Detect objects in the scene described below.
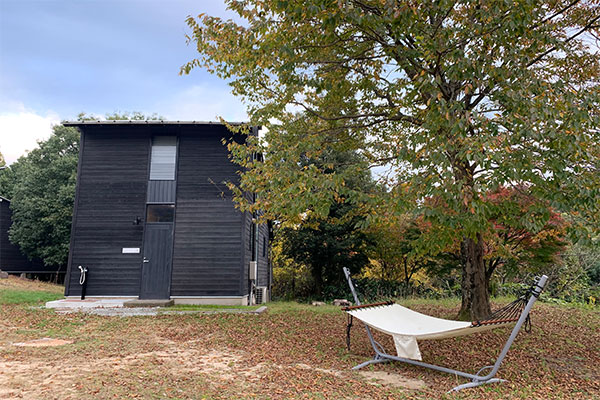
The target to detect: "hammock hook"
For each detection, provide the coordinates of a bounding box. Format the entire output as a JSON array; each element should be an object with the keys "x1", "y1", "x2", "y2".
[{"x1": 346, "y1": 314, "x2": 353, "y2": 351}]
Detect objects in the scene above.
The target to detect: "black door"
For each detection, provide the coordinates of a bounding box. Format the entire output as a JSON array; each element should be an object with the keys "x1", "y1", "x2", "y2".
[{"x1": 140, "y1": 223, "x2": 173, "y2": 299}]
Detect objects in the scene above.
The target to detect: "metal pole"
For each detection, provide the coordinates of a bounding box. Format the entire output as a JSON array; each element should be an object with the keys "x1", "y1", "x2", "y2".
[
  {"x1": 469, "y1": 274, "x2": 548, "y2": 382},
  {"x1": 343, "y1": 267, "x2": 361, "y2": 306},
  {"x1": 343, "y1": 267, "x2": 387, "y2": 358}
]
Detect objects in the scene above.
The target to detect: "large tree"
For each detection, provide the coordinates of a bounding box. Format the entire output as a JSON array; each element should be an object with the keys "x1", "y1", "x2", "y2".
[
  {"x1": 183, "y1": 1, "x2": 600, "y2": 319},
  {"x1": 9, "y1": 125, "x2": 80, "y2": 267},
  {"x1": 278, "y1": 148, "x2": 375, "y2": 296}
]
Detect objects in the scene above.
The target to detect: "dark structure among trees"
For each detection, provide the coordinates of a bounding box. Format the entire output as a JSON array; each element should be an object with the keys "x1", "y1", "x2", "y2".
[
  {"x1": 0, "y1": 196, "x2": 49, "y2": 275},
  {"x1": 63, "y1": 121, "x2": 271, "y2": 305}
]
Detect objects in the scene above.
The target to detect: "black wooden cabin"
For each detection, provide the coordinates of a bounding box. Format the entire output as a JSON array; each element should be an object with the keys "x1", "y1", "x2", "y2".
[
  {"x1": 63, "y1": 121, "x2": 270, "y2": 305},
  {"x1": 0, "y1": 196, "x2": 49, "y2": 275}
]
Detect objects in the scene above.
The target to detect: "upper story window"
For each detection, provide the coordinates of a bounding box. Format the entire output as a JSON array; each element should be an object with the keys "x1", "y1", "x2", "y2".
[{"x1": 149, "y1": 136, "x2": 177, "y2": 180}]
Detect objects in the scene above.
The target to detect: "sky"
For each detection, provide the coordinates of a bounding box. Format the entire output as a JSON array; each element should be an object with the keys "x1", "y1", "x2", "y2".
[{"x1": 0, "y1": 0, "x2": 246, "y2": 165}]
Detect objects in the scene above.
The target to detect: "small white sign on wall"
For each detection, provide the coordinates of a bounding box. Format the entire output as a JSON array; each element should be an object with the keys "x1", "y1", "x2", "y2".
[{"x1": 122, "y1": 247, "x2": 140, "y2": 254}]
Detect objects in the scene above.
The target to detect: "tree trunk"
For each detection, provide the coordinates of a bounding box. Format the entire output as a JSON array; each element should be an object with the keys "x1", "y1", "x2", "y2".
[
  {"x1": 458, "y1": 233, "x2": 491, "y2": 321},
  {"x1": 312, "y1": 264, "x2": 323, "y2": 297}
]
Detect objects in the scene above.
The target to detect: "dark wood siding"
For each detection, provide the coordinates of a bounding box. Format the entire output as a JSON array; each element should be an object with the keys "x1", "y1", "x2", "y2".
[
  {"x1": 242, "y1": 210, "x2": 253, "y2": 296},
  {"x1": 170, "y1": 126, "x2": 245, "y2": 296},
  {"x1": 66, "y1": 127, "x2": 150, "y2": 296},
  {"x1": 243, "y1": 216, "x2": 270, "y2": 292},
  {"x1": 147, "y1": 180, "x2": 176, "y2": 203},
  {"x1": 256, "y1": 222, "x2": 270, "y2": 287},
  {"x1": 0, "y1": 199, "x2": 47, "y2": 273}
]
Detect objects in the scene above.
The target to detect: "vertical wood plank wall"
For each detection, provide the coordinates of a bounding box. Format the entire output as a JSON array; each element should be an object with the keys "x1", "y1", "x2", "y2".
[
  {"x1": 257, "y1": 223, "x2": 270, "y2": 287},
  {"x1": 170, "y1": 126, "x2": 245, "y2": 297},
  {"x1": 66, "y1": 127, "x2": 150, "y2": 296}
]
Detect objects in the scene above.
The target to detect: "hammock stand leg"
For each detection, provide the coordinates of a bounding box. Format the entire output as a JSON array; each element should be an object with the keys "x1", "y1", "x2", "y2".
[
  {"x1": 352, "y1": 352, "x2": 391, "y2": 370},
  {"x1": 342, "y1": 267, "x2": 547, "y2": 392}
]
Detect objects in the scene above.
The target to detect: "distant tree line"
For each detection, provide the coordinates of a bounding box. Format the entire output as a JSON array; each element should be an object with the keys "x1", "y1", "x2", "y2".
[{"x1": 271, "y1": 148, "x2": 599, "y2": 307}]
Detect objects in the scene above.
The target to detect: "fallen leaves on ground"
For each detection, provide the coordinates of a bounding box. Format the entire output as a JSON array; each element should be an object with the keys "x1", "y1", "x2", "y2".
[{"x1": 0, "y1": 277, "x2": 598, "y2": 399}]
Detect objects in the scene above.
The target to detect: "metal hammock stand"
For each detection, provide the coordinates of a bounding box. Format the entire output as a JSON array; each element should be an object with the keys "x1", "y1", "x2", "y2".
[{"x1": 342, "y1": 267, "x2": 548, "y2": 392}]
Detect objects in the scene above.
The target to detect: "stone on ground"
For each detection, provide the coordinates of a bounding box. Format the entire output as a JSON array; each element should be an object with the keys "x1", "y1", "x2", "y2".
[{"x1": 333, "y1": 299, "x2": 352, "y2": 306}]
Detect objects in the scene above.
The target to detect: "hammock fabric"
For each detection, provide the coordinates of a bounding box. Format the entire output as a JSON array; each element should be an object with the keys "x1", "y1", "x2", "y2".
[{"x1": 344, "y1": 290, "x2": 532, "y2": 360}]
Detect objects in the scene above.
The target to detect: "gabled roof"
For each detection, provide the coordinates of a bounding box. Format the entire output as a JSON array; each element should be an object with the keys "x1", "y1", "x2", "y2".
[{"x1": 0, "y1": 195, "x2": 9, "y2": 202}]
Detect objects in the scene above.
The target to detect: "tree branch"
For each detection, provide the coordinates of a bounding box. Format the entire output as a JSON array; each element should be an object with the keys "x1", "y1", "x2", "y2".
[
  {"x1": 527, "y1": 13, "x2": 600, "y2": 67},
  {"x1": 531, "y1": 0, "x2": 585, "y2": 30}
]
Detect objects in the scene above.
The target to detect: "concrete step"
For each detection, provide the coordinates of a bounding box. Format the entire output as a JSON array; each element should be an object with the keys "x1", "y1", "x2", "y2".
[
  {"x1": 46, "y1": 298, "x2": 127, "y2": 309},
  {"x1": 123, "y1": 299, "x2": 174, "y2": 308}
]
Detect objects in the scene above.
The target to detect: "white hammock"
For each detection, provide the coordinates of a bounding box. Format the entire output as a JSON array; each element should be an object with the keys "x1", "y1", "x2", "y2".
[
  {"x1": 347, "y1": 303, "x2": 514, "y2": 360},
  {"x1": 342, "y1": 267, "x2": 548, "y2": 392}
]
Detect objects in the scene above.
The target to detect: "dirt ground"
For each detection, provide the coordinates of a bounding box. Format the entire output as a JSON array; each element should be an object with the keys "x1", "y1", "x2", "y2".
[{"x1": 0, "y1": 276, "x2": 598, "y2": 399}]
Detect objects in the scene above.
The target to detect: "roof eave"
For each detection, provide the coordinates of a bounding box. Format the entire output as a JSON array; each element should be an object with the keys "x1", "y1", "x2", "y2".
[{"x1": 62, "y1": 120, "x2": 256, "y2": 127}]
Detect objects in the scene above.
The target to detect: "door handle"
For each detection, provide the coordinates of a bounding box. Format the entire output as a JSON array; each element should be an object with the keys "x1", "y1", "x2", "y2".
[{"x1": 143, "y1": 257, "x2": 150, "y2": 263}]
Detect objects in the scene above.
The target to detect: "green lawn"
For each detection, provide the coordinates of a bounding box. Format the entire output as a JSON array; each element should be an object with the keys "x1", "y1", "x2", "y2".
[
  {"x1": 167, "y1": 304, "x2": 263, "y2": 311},
  {"x1": 0, "y1": 288, "x2": 63, "y2": 305}
]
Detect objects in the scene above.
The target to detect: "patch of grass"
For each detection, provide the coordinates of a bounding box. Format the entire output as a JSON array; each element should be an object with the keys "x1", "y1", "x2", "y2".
[
  {"x1": 265, "y1": 298, "x2": 525, "y2": 317},
  {"x1": 167, "y1": 304, "x2": 262, "y2": 311},
  {"x1": 400, "y1": 296, "x2": 462, "y2": 308},
  {"x1": 400, "y1": 295, "x2": 520, "y2": 308},
  {"x1": 0, "y1": 288, "x2": 63, "y2": 305},
  {"x1": 266, "y1": 301, "x2": 342, "y2": 314},
  {"x1": 541, "y1": 297, "x2": 599, "y2": 311}
]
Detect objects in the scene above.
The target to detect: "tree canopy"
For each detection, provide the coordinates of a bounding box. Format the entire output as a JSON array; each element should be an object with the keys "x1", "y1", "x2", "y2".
[
  {"x1": 362, "y1": 213, "x2": 434, "y2": 288},
  {"x1": 77, "y1": 111, "x2": 164, "y2": 121},
  {"x1": 9, "y1": 125, "x2": 80, "y2": 267},
  {"x1": 183, "y1": 0, "x2": 600, "y2": 319},
  {"x1": 277, "y1": 148, "x2": 375, "y2": 296}
]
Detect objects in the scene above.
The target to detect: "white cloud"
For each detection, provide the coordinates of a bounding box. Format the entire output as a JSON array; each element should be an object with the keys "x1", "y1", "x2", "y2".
[{"x1": 0, "y1": 102, "x2": 60, "y2": 165}]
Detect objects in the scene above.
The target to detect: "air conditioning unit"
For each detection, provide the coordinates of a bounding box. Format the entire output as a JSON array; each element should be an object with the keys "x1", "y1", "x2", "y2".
[
  {"x1": 253, "y1": 286, "x2": 268, "y2": 304},
  {"x1": 249, "y1": 261, "x2": 257, "y2": 281}
]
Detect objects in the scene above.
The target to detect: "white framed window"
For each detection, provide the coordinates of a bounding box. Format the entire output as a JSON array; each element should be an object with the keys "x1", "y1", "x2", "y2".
[{"x1": 149, "y1": 136, "x2": 177, "y2": 180}]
